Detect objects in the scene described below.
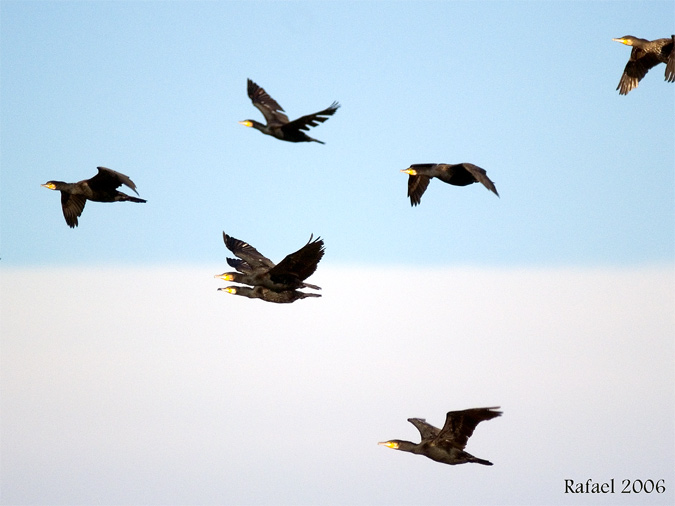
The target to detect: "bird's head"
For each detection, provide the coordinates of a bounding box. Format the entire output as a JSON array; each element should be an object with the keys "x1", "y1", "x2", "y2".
[
  {"x1": 378, "y1": 440, "x2": 402, "y2": 450},
  {"x1": 214, "y1": 272, "x2": 237, "y2": 281},
  {"x1": 238, "y1": 120, "x2": 254, "y2": 128},
  {"x1": 218, "y1": 286, "x2": 238, "y2": 295},
  {"x1": 41, "y1": 181, "x2": 58, "y2": 190},
  {"x1": 612, "y1": 36, "x2": 636, "y2": 46},
  {"x1": 401, "y1": 167, "x2": 418, "y2": 176}
]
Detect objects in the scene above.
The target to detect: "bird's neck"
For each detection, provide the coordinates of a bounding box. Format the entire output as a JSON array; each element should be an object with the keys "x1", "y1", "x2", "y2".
[
  {"x1": 239, "y1": 286, "x2": 264, "y2": 299},
  {"x1": 249, "y1": 120, "x2": 268, "y2": 132},
  {"x1": 631, "y1": 37, "x2": 651, "y2": 48},
  {"x1": 396, "y1": 440, "x2": 425, "y2": 454},
  {"x1": 53, "y1": 181, "x2": 75, "y2": 192}
]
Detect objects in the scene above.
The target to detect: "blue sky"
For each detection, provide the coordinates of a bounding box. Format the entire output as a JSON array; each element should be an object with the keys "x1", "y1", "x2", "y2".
[
  {"x1": 1, "y1": 1, "x2": 674, "y2": 505},
  {"x1": 1, "y1": 0, "x2": 673, "y2": 267}
]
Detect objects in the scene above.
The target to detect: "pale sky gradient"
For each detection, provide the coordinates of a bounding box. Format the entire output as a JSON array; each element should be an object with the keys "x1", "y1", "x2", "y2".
[
  {"x1": 2, "y1": 266, "x2": 674, "y2": 504},
  {"x1": 1, "y1": 1, "x2": 674, "y2": 505}
]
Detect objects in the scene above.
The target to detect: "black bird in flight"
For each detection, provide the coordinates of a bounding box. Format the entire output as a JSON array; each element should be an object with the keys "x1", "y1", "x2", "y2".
[
  {"x1": 41, "y1": 166, "x2": 146, "y2": 228},
  {"x1": 613, "y1": 35, "x2": 675, "y2": 94},
  {"x1": 379, "y1": 407, "x2": 502, "y2": 466},
  {"x1": 401, "y1": 163, "x2": 499, "y2": 206},
  {"x1": 239, "y1": 79, "x2": 339, "y2": 143},
  {"x1": 218, "y1": 285, "x2": 320, "y2": 304},
  {"x1": 215, "y1": 232, "x2": 324, "y2": 292}
]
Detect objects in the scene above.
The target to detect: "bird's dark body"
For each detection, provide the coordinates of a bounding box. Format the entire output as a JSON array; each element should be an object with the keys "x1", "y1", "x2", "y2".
[
  {"x1": 219, "y1": 285, "x2": 321, "y2": 304},
  {"x1": 407, "y1": 441, "x2": 493, "y2": 466},
  {"x1": 425, "y1": 165, "x2": 480, "y2": 187},
  {"x1": 59, "y1": 181, "x2": 136, "y2": 203},
  {"x1": 223, "y1": 269, "x2": 321, "y2": 292}
]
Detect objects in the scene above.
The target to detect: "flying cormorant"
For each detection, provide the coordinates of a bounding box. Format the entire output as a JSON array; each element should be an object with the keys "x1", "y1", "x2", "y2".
[
  {"x1": 379, "y1": 407, "x2": 502, "y2": 466},
  {"x1": 41, "y1": 166, "x2": 146, "y2": 228},
  {"x1": 613, "y1": 35, "x2": 675, "y2": 94},
  {"x1": 239, "y1": 79, "x2": 339, "y2": 143},
  {"x1": 401, "y1": 163, "x2": 499, "y2": 206}
]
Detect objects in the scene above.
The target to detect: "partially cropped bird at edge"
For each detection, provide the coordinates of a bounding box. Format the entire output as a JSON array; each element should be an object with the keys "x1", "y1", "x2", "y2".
[
  {"x1": 379, "y1": 407, "x2": 502, "y2": 466},
  {"x1": 613, "y1": 35, "x2": 675, "y2": 95},
  {"x1": 215, "y1": 232, "x2": 324, "y2": 303},
  {"x1": 41, "y1": 166, "x2": 146, "y2": 228},
  {"x1": 401, "y1": 163, "x2": 499, "y2": 206},
  {"x1": 239, "y1": 79, "x2": 339, "y2": 144}
]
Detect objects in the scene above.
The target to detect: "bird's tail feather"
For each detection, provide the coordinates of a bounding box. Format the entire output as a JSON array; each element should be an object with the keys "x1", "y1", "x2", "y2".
[
  {"x1": 125, "y1": 196, "x2": 147, "y2": 203},
  {"x1": 470, "y1": 456, "x2": 493, "y2": 466}
]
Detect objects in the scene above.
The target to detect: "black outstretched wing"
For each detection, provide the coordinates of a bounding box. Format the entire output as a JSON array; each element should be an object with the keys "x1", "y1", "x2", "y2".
[
  {"x1": 462, "y1": 163, "x2": 499, "y2": 196},
  {"x1": 223, "y1": 232, "x2": 275, "y2": 270},
  {"x1": 665, "y1": 35, "x2": 675, "y2": 82},
  {"x1": 61, "y1": 192, "x2": 87, "y2": 228},
  {"x1": 407, "y1": 418, "x2": 441, "y2": 442},
  {"x1": 247, "y1": 79, "x2": 290, "y2": 125},
  {"x1": 406, "y1": 174, "x2": 431, "y2": 206},
  {"x1": 617, "y1": 48, "x2": 663, "y2": 95},
  {"x1": 226, "y1": 257, "x2": 253, "y2": 274},
  {"x1": 268, "y1": 235, "x2": 324, "y2": 284},
  {"x1": 283, "y1": 102, "x2": 340, "y2": 133},
  {"x1": 88, "y1": 166, "x2": 140, "y2": 195},
  {"x1": 437, "y1": 407, "x2": 502, "y2": 450}
]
